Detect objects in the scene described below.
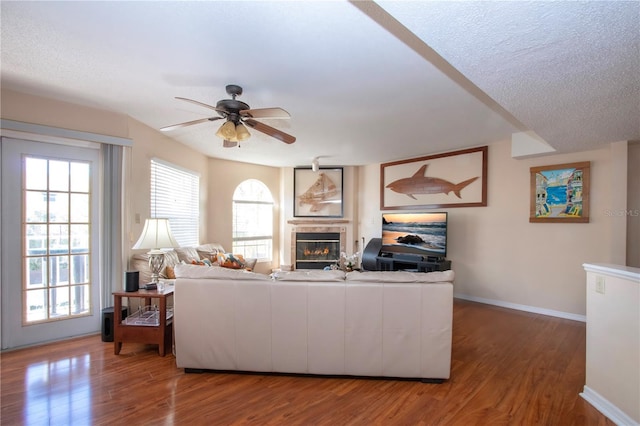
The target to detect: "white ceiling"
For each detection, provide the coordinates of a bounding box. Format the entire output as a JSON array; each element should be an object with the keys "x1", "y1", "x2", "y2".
[{"x1": 1, "y1": 1, "x2": 638, "y2": 168}]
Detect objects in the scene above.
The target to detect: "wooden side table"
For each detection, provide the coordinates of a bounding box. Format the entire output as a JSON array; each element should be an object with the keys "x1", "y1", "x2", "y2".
[{"x1": 113, "y1": 286, "x2": 174, "y2": 356}]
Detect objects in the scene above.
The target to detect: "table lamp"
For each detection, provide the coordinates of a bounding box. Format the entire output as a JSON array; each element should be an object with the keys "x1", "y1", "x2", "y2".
[{"x1": 132, "y1": 218, "x2": 180, "y2": 283}]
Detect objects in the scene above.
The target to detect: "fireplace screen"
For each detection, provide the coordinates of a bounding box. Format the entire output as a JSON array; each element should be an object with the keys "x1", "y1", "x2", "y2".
[{"x1": 295, "y1": 232, "x2": 341, "y2": 270}]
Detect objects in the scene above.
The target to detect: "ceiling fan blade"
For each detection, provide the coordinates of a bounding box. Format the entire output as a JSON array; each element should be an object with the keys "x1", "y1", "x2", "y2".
[
  {"x1": 244, "y1": 118, "x2": 296, "y2": 144},
  {"x1": 175, "y1": 96, "x2": 223, "y2": 113},
  {"x1": 160, "y1": 117, "x2": 221, "y2": 132},
  {"x1": 223, "y1": 140, "x2": 238, "y2": 148},
  {"x1": 240, "y1": 107, "x2": 291, "y2": 119}
]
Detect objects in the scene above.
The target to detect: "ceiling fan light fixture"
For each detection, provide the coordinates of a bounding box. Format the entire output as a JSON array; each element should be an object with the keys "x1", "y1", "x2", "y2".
[
  {"x1": 166, "y1": 85, "x2": 295, "y2": 145},
  {"x1": 235, "y1": 123, "x2": 251, "y2": 141},
  {"x1": 216, "y1": 120, "x2": 237, "y2": 140}
]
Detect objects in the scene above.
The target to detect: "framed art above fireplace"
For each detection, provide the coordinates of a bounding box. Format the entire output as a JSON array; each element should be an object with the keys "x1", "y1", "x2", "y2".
[{"x1": 294, "y1": 167, "x2": 343, "y2": 217}]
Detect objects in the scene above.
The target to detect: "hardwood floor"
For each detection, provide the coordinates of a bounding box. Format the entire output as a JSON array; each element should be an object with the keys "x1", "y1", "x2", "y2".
[{"x1": 1, "y1": 300, "x2": 614, "y2": 425}]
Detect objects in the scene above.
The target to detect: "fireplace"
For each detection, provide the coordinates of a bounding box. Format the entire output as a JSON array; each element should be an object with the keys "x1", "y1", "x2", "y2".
[
  {"x1": 296, "y1": 232, "x2": 340, "y2": 270},
  {"x1": 291, "y1": 226, "x2": 346, "y2": 270}
]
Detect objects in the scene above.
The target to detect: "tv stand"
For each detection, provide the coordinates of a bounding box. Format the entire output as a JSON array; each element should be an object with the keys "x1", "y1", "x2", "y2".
[
  {"x1": 376, "y1": 255, "x2": 451, "y2": 273},
  {"x1": 361, "y1": 238, "x2": 451, "y2": 272}
]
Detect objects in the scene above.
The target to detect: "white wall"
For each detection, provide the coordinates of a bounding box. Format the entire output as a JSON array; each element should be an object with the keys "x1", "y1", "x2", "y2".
[
  {"x1": 206, "y1": 157, "x2": 281, "y2": 274},
  {"x1": 1, "y1": 88, "x2": 130, "y2": 138},
  {"x1": 628, "y1": 141, "x2": 640, "y2": 267},
  {"x1": 582, "y1": 264, "x2": 640, "y2": 425},
  {"x1": 125, "y1": 119, "x2": 209, "y2": 267},
  {"x1": 358, "y1": 139, "x2": 622, "y2": 317}
]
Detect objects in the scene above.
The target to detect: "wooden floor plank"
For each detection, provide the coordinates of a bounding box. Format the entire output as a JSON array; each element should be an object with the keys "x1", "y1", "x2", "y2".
[{"x1": 1, "y1": 300, "x2": 615, "y2": 425}]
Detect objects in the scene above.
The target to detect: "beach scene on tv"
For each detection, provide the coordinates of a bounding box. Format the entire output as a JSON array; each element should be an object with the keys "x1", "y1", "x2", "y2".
[{"x1": 382, "y1": 212, "x2": 447, "y2": 256}]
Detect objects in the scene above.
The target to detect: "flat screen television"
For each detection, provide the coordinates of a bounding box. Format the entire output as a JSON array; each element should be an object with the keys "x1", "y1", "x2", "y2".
[{"x1": 381, "y1": 212, "x2": 448, "y2": 259}]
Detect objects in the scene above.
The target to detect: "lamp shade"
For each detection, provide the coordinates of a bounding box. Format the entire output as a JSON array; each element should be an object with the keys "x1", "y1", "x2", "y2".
[
  {"x1": 132, "y1": 218, "x2": 180, "y2": 252},
  {"x1": 235, "y1": 123, "x2": 251, "y2": 141},
  {"x1": 216, "y1": 121, "x2": 237, "y2": 140}
]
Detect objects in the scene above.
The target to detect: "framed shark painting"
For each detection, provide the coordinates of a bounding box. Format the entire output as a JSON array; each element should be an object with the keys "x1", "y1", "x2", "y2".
[
  {"x1": 294, "y1": 167, "x2": 344, "y2": 217},
  {"x1": 380, "y1": 146, "x2": 488, "y2": 210}
]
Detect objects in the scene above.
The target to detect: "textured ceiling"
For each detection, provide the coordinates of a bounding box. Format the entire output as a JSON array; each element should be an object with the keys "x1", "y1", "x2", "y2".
[
  {"x1": 1, "y1": 1, "x2": 638, "y2": 168},
  {"x1": 378, "y1": 0, "x2": 640, "y2": 154}
]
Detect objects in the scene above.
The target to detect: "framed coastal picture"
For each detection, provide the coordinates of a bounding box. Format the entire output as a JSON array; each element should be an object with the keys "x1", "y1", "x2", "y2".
[
  {"x1": 294, "y1": 167, "x2": 343, "y2": 217},
  {"x1": 380, "y1": 146, "x2": 488, "y2": 210},
  {"x1": 530, "y1": 161, "x2": 590, "y2": 223}
]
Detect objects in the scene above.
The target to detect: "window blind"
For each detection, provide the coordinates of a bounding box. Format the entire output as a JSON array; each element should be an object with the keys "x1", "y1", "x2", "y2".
[{"x1": 150, "y1": 159, "x2": 199, "y2": 247}]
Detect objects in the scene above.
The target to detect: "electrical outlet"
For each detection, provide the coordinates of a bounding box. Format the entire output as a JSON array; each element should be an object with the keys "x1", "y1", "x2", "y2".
[{"x1": 595, "y1": 276, "x2": 605, "y2": 294}]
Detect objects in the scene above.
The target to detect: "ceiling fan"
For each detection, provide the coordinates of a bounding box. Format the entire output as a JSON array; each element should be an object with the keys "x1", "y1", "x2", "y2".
[{"x1": 160, "y1": 84, "x2": 296, "y2": 148}]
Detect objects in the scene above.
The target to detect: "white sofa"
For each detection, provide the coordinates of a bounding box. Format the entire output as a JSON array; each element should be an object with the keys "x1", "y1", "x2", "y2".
[
  {"x1": 130, "y1": 243, "x2": 226, "y2": 283},
  {"x1": 128, "y1": 242, "x2": 262, "y2": 283},
  {"x1": 173, "y1": 265, "x2": 454, "y2": 381}
]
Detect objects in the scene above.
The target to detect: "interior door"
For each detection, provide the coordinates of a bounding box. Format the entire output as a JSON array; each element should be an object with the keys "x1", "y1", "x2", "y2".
[{"x1": 1, "y1": 137, "x2": 101, "y2": 349}]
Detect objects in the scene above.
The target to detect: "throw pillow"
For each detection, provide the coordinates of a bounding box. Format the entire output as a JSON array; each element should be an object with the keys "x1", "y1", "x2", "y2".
[
  {"x1": 215, "y1": 253, "x2": 258, "y2": 271},
  {"x1": 220, "y1": 253, "x2": 245, "y2": 269},
  {"x1": 165, "y1": 266, "x2": 176, "y2": 279},
  {"x1": 243, "y1": 258, "x2": 257, "y2": 271}
]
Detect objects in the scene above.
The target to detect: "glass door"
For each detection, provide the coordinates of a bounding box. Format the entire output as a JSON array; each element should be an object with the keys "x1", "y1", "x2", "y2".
[{"x1": 1, "y1": 138, "x2": 101, "y2": 349}]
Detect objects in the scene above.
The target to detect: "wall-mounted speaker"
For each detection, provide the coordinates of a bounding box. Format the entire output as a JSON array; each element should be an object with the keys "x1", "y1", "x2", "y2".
[{"x1": 125, "y1": 270, "x2": 139, "y2": 292}]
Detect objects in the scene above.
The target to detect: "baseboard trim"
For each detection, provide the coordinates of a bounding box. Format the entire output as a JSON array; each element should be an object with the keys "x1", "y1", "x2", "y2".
[
  {"x1": 1, "y1": 331, "x2": 101, "y2": 352},
  {"x1": 580, "y1": 385, "x2": 639, "y2": 426},
  {"x1": 453, "y1": 293, "x2": 586, "y2": 322}
]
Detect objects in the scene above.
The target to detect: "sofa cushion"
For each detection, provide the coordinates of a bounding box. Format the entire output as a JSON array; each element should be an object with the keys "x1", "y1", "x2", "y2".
[
  {"x1": 163, "y1": 250, "x2": 181, "y2": 268},
  {"x1": 130, "y1": 254, "x2": 152, "y2": 283},
  {"x1": 174, "y1": 264, "x2": 271, "y2": 281},
  {"x1": 346, "y1": 270, "x2": 454, "y2": 283},
  {"x1": 131, "y1": 249, "x2": 181, "y2": 283},
  {"x1": 175, "y1": 247, "x2": 200, "y2": 263},
  {"x1": 272, "y1": 270, "x2": 346, "y2": 282},
  {"x1": 196, "y1": 243, "x2": 226, "y2": 260}
]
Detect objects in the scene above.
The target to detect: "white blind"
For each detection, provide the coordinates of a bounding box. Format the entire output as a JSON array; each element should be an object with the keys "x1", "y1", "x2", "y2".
[{"x1": 150, "y1": 159, "x2": 199, "y2": 247}]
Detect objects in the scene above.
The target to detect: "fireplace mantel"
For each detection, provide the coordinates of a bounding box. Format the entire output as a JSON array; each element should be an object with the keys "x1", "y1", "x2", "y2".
[{"x1": 287, "y1": 219, "x2": 350, "y2": 225}]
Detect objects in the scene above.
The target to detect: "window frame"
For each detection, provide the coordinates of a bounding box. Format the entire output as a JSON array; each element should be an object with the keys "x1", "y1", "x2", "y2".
[
  {"x1": 232, "y1": 179, "x2": 274, "y2": 262},
  {"x1": 22, "y1": 156, "x2": 92, "y2": 325}
]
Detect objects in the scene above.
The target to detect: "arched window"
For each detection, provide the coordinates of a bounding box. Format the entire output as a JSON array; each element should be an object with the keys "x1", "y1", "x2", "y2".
[{"x1": 232, "y1": 179, "x2": 273, "y2": 260}]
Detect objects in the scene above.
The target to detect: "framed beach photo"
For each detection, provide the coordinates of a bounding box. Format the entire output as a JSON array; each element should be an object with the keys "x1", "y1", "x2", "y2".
[
  {"x1": 294, "y1": 167, "x2": 343, "y2": 217},
  {"x1": 380, "y1": 146, "x2": 488, "y2": 210},
  {"x1": 530, "y1": 161, "x2": 590, "y2": 223}
]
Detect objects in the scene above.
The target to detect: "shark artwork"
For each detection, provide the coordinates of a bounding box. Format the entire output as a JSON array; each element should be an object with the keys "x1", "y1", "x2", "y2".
[{"x1": 386, "y1": 164, "x2": 479, "y2": 200}]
